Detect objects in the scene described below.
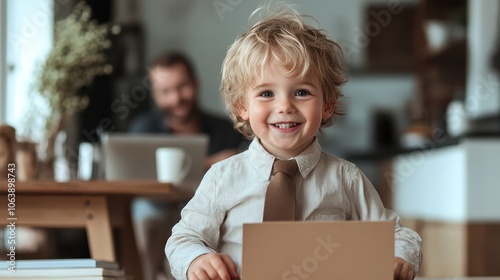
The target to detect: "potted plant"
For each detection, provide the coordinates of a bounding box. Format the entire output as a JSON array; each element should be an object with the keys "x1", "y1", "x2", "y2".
[{"x1": 30, "y1": 1, "x2": 112, "y2": 179}]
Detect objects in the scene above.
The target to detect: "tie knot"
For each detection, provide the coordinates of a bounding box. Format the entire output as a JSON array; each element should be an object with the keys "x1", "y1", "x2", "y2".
[{"x1": 272, "y1": 159, "x2": 299, "y2": 178}]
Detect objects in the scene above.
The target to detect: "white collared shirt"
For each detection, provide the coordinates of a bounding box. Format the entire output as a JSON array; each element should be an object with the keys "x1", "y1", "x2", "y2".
[{"x1": 166, "y1": 138, "x2": 422, "y2": 280}]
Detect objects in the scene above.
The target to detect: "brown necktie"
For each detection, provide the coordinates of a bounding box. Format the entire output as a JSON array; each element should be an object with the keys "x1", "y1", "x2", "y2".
[{"x1": 263, "y1": 159, "x2": 299, "y2": 221}]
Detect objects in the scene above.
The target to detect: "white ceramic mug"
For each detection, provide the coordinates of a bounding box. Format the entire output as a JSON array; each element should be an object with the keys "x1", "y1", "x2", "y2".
[{"x1": 155, "y1": 147, "x2": 192, "y2": 184}]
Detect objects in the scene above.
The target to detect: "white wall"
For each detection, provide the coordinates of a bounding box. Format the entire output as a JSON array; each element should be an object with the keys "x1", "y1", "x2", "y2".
[{"x1": 4, "y1": 0, "x2": 53, "y2": 140}]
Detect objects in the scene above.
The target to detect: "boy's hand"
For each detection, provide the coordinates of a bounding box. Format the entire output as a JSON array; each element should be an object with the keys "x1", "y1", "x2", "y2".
[
  {"x1": 394, "y1": 257, "x2": 414, "y2": 280},
  {"x1": 187, "y1": 253, "x2": 240, "y2": 280}
]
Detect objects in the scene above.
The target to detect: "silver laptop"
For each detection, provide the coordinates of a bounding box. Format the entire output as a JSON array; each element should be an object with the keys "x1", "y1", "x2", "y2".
[
  {"x1": 242, "y1": 221, "x2": 394, "y2": 280},
  {"x1": 101, "y1": 133, "x2": 208, "y2": 185}
]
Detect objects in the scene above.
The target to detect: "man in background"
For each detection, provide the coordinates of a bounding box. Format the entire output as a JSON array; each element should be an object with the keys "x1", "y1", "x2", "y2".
[
  {"x1": 129, "y1": 51, "x2": 245, "y2": 280},
  {"x1": 130, "y1": 51, "x2": 245, "y2": 167}
]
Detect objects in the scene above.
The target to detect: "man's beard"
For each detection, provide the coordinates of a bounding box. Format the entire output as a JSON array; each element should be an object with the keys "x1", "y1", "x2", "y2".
[{"x1": 161, "y1": 102, "x2": 197, "y2": 124}]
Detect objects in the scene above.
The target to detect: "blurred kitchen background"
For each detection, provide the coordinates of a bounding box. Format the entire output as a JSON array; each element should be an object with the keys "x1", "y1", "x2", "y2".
[{"x1": 1, "y1": 0, "x2": 500, "y2": 278}]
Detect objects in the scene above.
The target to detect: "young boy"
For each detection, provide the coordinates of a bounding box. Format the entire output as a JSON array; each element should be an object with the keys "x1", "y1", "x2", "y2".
[{"x1": 166, "y1": 4, "x2": 422, "y2": 280}]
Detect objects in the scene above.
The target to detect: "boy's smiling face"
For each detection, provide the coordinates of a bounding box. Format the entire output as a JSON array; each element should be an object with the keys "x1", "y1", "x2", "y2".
[{"x1": 238, "y1": 61, "x2": 334, "y2": 159}]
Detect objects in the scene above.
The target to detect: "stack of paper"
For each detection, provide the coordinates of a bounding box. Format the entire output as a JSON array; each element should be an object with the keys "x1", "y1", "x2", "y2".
[{"x1": 0, "y1": 259, "x2": 128, "y2": 280}]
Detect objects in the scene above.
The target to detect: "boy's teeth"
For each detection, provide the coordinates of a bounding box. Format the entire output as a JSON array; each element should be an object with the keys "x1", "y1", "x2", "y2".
[{"x1": 275, "y1": 123, "x2": 297, "y2": 129}]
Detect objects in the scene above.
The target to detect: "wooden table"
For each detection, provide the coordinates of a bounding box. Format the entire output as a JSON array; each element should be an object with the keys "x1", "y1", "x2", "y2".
[
  {"x1": 0, "y1": 180, "x2": 194, "y2": 279},
  {"x1": 416, "y1": 278, "x2": 500, "y2": 280}
]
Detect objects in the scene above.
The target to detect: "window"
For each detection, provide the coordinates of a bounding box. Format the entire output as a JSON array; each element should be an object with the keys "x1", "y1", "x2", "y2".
[
  {"x1": 0, "y1": 0, "x2": 6, "y2": 123},
  {"x1": 2, "y1": 0, "x2": 53, "y2": 140}
]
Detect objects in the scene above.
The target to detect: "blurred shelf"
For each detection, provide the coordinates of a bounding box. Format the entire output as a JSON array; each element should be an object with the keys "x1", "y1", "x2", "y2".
[{"x1": 413, "y1": 0, "x2": 467, "y2": 124}]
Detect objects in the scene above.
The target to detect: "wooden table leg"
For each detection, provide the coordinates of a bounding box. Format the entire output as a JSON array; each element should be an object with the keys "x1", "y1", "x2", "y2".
[
  {"x1": 84, "y1": 196, "x2": 116, "y2": 262},
  {"x1": 118, "y1": 198, "x2": 144, "y2": 279},
  {"x1": 0, "y1": 195, "x2": 117, "y2": 263}
]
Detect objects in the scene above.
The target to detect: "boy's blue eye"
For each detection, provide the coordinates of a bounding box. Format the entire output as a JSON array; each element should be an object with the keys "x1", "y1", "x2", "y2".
[
  {"x1": 260, "y1": 91, "x2": 273, "y2": 97},
  {"x1": 295, "y1": 90, "x2": 309, "y2": 96}
]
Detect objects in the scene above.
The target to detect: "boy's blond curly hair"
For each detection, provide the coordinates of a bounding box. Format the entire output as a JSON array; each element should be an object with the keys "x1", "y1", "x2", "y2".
[{"x1": 220, "y1": 3, "x2": 348, "y2": 138}]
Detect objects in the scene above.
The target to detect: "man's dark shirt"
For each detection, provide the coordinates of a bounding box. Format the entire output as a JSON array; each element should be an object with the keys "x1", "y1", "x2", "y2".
[{"x1": 129, "y1": 110, "x2": 246, "y2": 155}]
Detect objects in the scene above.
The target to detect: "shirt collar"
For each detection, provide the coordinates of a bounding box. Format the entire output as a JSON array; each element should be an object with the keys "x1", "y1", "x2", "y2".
[{"x1": 248, "y1": 137, "x2": 322, "y2": 179}]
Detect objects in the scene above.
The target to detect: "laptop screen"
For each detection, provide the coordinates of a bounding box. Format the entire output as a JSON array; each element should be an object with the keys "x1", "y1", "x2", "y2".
[{"x1": 101, "y1": 133, "x2": 208, "y2": 186}]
